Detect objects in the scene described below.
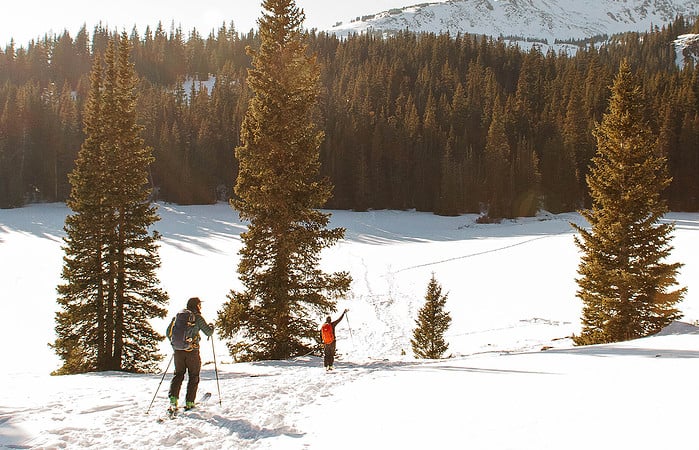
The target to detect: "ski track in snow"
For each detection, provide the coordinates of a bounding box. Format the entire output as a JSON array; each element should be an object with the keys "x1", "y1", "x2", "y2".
[
  {"x1": 396, "y1": 215, "x2": 576, "y2": 273},
  {"x1": 3, "y1": 358, "x2": 366, "y2": 449}
]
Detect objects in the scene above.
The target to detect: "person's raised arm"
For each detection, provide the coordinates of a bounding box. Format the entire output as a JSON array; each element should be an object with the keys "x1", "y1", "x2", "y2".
[{"x1": 332, "y1": 309, "x2": 349, "y2": 327}]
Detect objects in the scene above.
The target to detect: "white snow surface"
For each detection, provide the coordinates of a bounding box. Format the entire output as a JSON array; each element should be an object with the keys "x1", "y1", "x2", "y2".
[
  {"x1": 674, "y1": 33, "x2": 699, "y2": 66},
  {"x1": 1, "y1": 203, "x2": 698, "y2": 449}
]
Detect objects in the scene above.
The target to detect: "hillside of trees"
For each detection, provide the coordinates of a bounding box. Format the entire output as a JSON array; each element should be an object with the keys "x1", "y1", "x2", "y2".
[{"x1": 1, "y1": 17, "x2": 698, "y2": 215}]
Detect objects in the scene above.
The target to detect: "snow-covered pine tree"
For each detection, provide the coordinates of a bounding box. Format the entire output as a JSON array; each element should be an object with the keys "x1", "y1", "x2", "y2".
[
  {"x1": 412, "y1": 274, "x2": 452, "y2": 359},
  {"x1": 54, "y1": 32, "x2": 168, "y2": 374},
  {"x1": 572, "y1": 59, "x2": 686, "y2": 345},
  {"x1": 216, "y1": 0, "x2": 351, "y2": 362}
]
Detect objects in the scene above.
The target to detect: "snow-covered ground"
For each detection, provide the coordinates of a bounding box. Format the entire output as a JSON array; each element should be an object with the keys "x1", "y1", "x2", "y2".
[
  {"x1": 1, "y1": 203, "x2": 697, "y2": 449},
  {"x1": 674, "y1": 33, "x2": 699, "y2": 67}
]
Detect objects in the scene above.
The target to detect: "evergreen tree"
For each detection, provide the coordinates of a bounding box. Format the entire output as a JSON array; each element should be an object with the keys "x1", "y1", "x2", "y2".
[
  {"x1": 53, "y1": 54, "x2": 107, "y2": 374},
  {"x1": 411, "y1": 274, "x2": 452, "y2": 359},
  {"x1": 217, "y1": 0, "x2": 351, "y2": 362},
  {"x1": 54, "y1": 33, "x2": 168, "y2": 374},
  {"x1": 572, "y1": 60, "x2": 686, "y2": 345},
  {"x1": 563, "y1": 82, "x2": 594, "y2": 207},
  {"x1": 482, "y1": 100, "x2": 511, "y2": 220},
  {"x1": 436, "y1": 133, "x2": 461, "y2": 216},
  {"x1": 511, "y1": 136, "x2": 540, "y2": 217}
]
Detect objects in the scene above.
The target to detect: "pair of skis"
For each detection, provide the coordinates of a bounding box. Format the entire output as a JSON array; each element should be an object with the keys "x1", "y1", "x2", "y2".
[{"x1": 158, "y1": 392, "x2": 211, "y2": 422}]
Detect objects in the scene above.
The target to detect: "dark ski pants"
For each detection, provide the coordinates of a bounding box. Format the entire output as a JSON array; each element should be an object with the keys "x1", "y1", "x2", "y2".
[
  {"x1": 168, "y1": 349, "x2": 201, "y2": 403},
  {"x1": 323, "y1": 341, "x2": 337, "y2": 368}
]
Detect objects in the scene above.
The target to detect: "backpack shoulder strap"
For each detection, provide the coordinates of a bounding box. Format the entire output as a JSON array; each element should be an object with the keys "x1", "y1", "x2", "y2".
[{"x1": 166, "y1": 316, "x2": 176, "y2": 338}]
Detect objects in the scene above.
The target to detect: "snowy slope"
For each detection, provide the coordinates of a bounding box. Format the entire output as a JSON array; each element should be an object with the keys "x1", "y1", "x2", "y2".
[
  {"x1": 331, "y1": 0, "x2": 699, "y2": 42},
  {"x1": 1, "y1": 203, "x2": 698, "y2": 448},
  {"x1": 674, "y1": 33, "x2": 699, "y2": 65}
]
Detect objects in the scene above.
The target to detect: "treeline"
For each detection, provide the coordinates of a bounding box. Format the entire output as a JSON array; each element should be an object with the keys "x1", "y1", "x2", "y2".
[{"x1": 1, "y1": 17, "x2": 698, "y2": 213}]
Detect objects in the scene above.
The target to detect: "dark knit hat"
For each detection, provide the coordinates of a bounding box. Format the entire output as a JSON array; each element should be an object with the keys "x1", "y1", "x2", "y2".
[{"x1": 187, "y1": 297, "x2": 202, "y2": 312}]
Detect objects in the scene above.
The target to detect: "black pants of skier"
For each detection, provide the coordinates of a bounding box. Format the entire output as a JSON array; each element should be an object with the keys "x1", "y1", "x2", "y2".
[
  {"x1": 168, "y1": 349, "x2": 201, "y2": 403},
  {"x1": 323, "y1": 341, "x2": 336, "y2": 368}
]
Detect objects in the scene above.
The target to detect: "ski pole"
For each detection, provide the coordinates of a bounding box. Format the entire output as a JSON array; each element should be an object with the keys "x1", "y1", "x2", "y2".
[
  {"x1": 346, "y1": 312, "x2": 355, "y2": 347},
  {"x1": 146, "y1": 353, "x2": 173, "y2": 415},
  {"x1": 211, "y1": 336, "x2": 222, "y2": 406}
]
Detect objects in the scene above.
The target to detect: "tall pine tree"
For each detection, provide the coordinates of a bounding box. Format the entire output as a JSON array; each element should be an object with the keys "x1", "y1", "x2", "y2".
[
  {"x1": 54, "y1": 32, "x2": 168, "y2": 374},
  {"x1": 411, "y1": 274, "x2": 452, "y2": 359},
  {"x1": 216, "y1": 0, "x2": 351, "y2": 362},
  {"x1": 572, "y1": 60, "x2": 686, "y2": 345},
  {"x1": 482, "y1": 99, "x2": 511, "y2": 220}
]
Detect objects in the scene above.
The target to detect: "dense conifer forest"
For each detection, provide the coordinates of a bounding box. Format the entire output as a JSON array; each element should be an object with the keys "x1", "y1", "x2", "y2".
[{"x1": 1, "y1": 16, "x2": 698, "y2": 214}]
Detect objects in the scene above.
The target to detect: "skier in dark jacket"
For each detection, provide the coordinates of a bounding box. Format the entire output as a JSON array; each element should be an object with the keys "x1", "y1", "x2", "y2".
[
  {"x1": 167, "y1": 297, "x2": 214, "y2": 411},
  {"x1": 321, "y1": 309, "x2": 348, "y2": 370}
]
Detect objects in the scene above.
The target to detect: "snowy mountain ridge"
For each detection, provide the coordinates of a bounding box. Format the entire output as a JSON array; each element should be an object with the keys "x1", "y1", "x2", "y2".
[{"x1": 330, "y1": 0, "x2": 699, "y2": 44}]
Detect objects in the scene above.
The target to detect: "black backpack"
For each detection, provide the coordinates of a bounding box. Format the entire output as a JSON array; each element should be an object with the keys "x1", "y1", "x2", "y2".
[{"x1": 168, "y1": 309, "x2": 197, "y2": 351}]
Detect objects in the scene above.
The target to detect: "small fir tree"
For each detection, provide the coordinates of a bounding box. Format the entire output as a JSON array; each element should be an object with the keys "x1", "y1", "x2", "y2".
[
  {"x1": 54, "y1": 33, "x2": 168, "y2": 374},
  {"x1": 216, "y1": 0, "x2": 351, "y2": 362},
  {"x1": 572, "y1": 60, "x2": 686, "y2": 345},
  {"x1": 412, "y1": 274, "x2": 452, "y2": 359}
]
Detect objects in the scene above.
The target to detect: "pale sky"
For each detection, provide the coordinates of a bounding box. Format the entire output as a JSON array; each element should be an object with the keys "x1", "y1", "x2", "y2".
[{"x1": 1, "y1": 0, "x2": 433, "y2": 47}]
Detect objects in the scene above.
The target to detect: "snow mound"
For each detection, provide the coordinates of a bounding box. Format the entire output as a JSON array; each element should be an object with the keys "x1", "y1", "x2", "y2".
[{"x1": 654, "y1": 320, "x2": 699, "y2": 336}]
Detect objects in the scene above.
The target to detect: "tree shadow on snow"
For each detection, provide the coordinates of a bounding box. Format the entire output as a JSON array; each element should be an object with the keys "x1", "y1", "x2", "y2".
[
  {"x1": 0, "y1": 413, "x2": 33, "y2": 449},
  {"x1": 662, "y1": 214, "x2": 699, "y2": 231},
  {"x1": 207, "y1": 415, "x2": 304, "y2": 440},
  {"x1": 334, "y1": 359, "x2": 556, "y2": 376},
  {"x1": 180, "y1": 412, "x2": 304, "y2": 441},
  {"x1": 538, "y1": 345, "x2": 699, "y2": 359},
  {"x1": 528, "y1": 321, "x2": 699, "y2": 359},
  {"x1": 0, "y1": 204, "x2": 66, "y2": 242},
  {"x1": 4, "y1": 204, "x2": 696, "y2": 255}
]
